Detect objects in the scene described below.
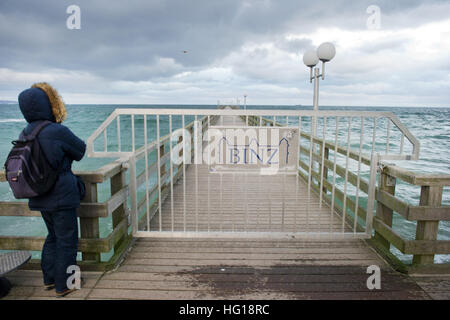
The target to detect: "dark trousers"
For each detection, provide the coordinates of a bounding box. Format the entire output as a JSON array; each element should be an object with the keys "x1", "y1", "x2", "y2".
[{"x1": 40, "y1": 209, "x2": 78, "y2": 293}]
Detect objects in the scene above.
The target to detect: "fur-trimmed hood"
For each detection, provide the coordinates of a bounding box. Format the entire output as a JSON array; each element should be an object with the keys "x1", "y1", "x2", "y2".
[{"x1": 18, "y1": 82, "x2": 67, "y2": 123}]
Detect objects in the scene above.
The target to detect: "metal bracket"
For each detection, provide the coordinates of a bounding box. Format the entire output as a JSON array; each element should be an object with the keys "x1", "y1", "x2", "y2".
[
  {"x1": 386, "y1": 175, "x2": 396, "y2": 187},
  {"x1": 377, "y1": 159, "x2": 386, "y2": 173}
]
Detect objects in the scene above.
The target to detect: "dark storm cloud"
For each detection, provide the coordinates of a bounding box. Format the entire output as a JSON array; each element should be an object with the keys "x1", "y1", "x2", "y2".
[
  {"x1": 1, "y1": 0, "x2": 442, "y2": 81},
  {"x1": 1, "y1": 0, "x2": 449, "y2": 106}
]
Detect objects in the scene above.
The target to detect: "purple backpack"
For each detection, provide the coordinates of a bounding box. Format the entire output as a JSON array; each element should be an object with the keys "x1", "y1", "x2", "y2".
[{"x1": 4, "y1": 121, "x2": 60, "y2": 199}]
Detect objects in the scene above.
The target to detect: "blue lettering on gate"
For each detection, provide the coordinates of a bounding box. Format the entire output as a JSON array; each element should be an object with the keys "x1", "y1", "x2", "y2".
[{"x1": 219, "y1": 137, "x2": 290, "y2": 165}]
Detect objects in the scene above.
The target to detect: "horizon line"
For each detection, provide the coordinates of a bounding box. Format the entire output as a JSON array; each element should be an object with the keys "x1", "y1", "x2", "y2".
[{"x1": 0, "y1": 101, "x2": 449, "y2": 108}]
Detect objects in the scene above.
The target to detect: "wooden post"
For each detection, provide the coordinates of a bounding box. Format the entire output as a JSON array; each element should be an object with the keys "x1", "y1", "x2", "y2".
[
  {"x1": 412, "y1": 186, "x2": 443, "y2": 265},
  {"x1": 160, "y1": 144, "x2": 166, "y2": 177},
  {"x1": 110, "y1": 169, "x2": 127, "y2": 253},
  {"x1": 80, "y1": 182, "x2": 101, "y2": 262},
  {"x1": 373, "y1": 172, "x2": 396, "y2": 250},
  {"x1": 178, "y1": 135, "x2": 183, "y2": 160},
  {"x1": 320, "y1": 147, "x2": 329, "y2": 195},
  {"x1": 178, "y1": 134, "x2": 183, "y2": 174},
  {"x1": 189, "y1": 126, "x2": 194, "y2": 163}
]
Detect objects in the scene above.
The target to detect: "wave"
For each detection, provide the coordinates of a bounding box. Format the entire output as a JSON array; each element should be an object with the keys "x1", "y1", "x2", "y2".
[{"x1": 0, "y1": 118, "x2": 25, "y2": 123}]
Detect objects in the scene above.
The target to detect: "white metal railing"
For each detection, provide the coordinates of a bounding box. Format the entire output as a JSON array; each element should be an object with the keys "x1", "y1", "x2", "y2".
[{"x1": 86, "y1": 108, "x2": 419, "y2": 239}]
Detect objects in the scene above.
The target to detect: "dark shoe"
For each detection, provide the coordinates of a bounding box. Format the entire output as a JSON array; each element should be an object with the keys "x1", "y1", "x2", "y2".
[
  {"x1": 44, "y1": 283, "x2": 55, "y2": 291},
  {"x1": 55, "y1": 277, "x2": 85, "y2": 298},
  {"x1": 56, "y1": 288, "x2": 77, "y2": 298}
]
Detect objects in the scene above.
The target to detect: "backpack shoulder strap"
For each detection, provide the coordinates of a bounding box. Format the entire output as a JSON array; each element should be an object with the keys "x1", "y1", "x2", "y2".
[{"x1": 23, "y1": 121, "x2": 52, "y2": 141}]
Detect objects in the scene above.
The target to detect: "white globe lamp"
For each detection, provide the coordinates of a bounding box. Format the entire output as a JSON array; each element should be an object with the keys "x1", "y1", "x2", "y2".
[
  {"x1": 317, "y1": 42, "x2": 336, "y2": 62},
  {"x1": 303, "y1": 50, "x2": 319, "y2": 67},
  {"x1": 303, "y1": 50, "x2": 319, "y2": 82},
  {"x1": 317, "y1": 42, "x2": 335, "y2": 79}
]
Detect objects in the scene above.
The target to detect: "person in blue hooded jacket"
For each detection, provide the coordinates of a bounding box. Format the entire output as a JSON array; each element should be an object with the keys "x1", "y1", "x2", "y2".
[{"x1": 18, "y1": 82, "x2": 86, "y2": 297}]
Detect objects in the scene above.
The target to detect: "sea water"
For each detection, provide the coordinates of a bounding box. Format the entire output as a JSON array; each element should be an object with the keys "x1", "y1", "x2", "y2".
[{"x1": 0, "y1": 104, "x2": 448, "y2": 263}]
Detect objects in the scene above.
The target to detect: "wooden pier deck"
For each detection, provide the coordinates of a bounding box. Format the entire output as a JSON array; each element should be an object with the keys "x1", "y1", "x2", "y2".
[
  {"x1": 2, "y1": 114, "x2": 450, "y2": 300},
  {"x1": 5, "y1": 237, "x2": 450, "y2": 300}
]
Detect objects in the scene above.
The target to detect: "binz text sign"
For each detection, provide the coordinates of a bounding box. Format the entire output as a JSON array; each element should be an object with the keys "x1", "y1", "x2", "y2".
[
  {"x1": 176, "y1": 124, "x2": 299, "y2": 175},
  {"x1": 210, "y1": 126, "x2": 299, "y2": 174}
]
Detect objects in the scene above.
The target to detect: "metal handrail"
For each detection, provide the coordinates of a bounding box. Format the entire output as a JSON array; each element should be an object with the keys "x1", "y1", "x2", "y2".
[{"x1": 87, "y1": 109, "x2": 419, "y2": 160}]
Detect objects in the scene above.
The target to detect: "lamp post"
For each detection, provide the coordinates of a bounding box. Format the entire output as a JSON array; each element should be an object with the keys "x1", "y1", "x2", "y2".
[
  {"x1": 243, "y1": 94, "x2": 247, "y2": 110},
  {"x1": 303, "y1": 42, "x2": 336, "y2": 136}
]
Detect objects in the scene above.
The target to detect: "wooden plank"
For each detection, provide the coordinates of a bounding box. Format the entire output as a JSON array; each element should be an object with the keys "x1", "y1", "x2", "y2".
[
  {"x1": 372, "y1": 217, "x2": 406, "y2": 253},
  {"x1": 376, "y1": 189, "x2": 408, "y2": 220},
  {"x1": 0, "y1": 201, "x2": 109, "y2": 218},
  {"x1": 85, "y1": 287, "x2": 429, "y2": 300},
  {"x1": 408, "y1": 205, "x2": 450, "y2": 221},
  {"x1": 376, "y1": 190, "x2": 450, "y2": 221},
  {"x1": 126, "y1": 252, "x2": 381, "y2": 262},
  {"x1": 101, "y1": 270, "x2": 407, "y2": 284},
  {"x1": 123, "y1": 258, "x2": 383, "y2": 267},
  {"x1": 422, "y1": 291, "x2": 450, "y2": 300},
  {"x1": 93, "y1": 278, "x2": 419, "y2": 292},
  {"x1": 0, "y1": 236, "x2": 45, "y2": 251},
  {"x1": 382, "y1": 165, "x2": 450, "y2": 186},
  {"x1": 135, "y1": 243, "x2": 370, "y2": 251},
  {"x1": 112, "y1": 264, "x2": 382, "y2": 274},
  {"x1": 107, "y1": 186, "x2": 128, "y2": 216},
  {"x1": 0, "y1": 201, "x2": 34, "y2": 216},
  {"x1": 135, "y1": 237, "x2": 369, "y2": 245},
  {"x1": 108, "y1": 218, "x2": 128, "y2": 250},
  {"x1": 116, "y1": 264, "x2": 391, "y2": 274},
  {"x1": 75, "y1": 159, "x2": 125, "y2": 183},
  {"x1": 86, "y1": 288, "x2": 221, "y2": 300},
  {"x1": 404, "y1": 239, "x2": 450, "y2": 255},
  {"x1": 412, "y1": 276, "x2": 450, "y2": 299},
  {"x1": 0, "y1": 235, "x2": 112, "y2": 252},
  {"x1": 0, "y1": 166, "x2": 116, "y2": 184},
  {"x1": 117, "y1": 246, "x2": 374, "y2": 256}
]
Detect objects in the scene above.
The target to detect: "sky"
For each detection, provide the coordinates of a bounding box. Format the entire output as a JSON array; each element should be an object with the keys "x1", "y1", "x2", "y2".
[{"x1": 1, "y1": 0, "x2": 449, "y2": 107}]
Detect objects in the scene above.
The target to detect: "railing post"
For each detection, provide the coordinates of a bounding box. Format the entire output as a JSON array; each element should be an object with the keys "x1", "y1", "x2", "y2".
[
  {"x1": 412, "y1": 185, "x2": 443, "y2": 265},
  {"x1": 80, "y1": 182, "x2": 101, "y2": 262},
  {"x1": 373, "y1": 171, "x2": 396, "y2": 250},
  {"x1": 110, "y1": 168, "x2": 127, "y2": 253},
  {"x1": 129, "y1": 155, "x2": 138, "y2": 235}
]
